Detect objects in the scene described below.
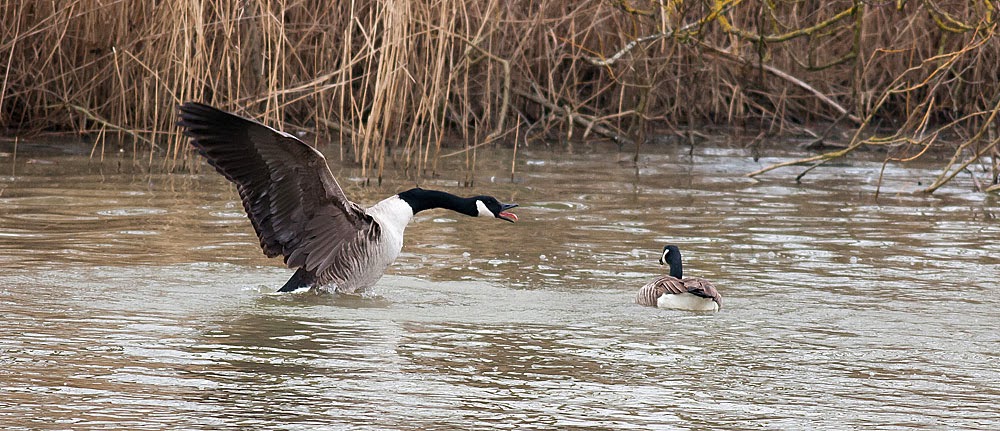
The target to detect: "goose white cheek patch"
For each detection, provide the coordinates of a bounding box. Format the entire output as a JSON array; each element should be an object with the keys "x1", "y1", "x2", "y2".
[{"x1": 476, "y1": 200, "x2": 492, "y2": 217}]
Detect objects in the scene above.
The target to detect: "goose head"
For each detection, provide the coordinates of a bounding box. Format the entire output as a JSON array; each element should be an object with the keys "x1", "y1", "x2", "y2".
[{"x1": 474, "y1": 196, "x2": 519, "y2": 222}]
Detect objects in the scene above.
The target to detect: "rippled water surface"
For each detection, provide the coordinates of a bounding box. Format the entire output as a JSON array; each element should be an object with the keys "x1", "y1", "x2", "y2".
[{"x1": 1, "y1": 141, "x2": 998, "y2": 430}]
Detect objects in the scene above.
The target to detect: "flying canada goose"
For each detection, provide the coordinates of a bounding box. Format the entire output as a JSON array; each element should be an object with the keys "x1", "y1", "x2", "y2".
[
  {"x1": 635, "y1": 245, "x2": 722, "y2": 312},
  {"x1": 177, "y1": 102, "x2": 518, "y2": 294}
]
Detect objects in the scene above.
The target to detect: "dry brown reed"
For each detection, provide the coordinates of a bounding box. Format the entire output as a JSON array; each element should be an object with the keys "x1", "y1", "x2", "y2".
[{"x1": 1, "y1": 0, "x2": 998, "y2": 191}]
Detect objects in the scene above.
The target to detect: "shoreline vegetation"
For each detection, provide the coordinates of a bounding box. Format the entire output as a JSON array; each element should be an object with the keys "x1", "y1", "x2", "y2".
[{"x1": 1, "y1": 1, "x2": 998, "y2": 192}]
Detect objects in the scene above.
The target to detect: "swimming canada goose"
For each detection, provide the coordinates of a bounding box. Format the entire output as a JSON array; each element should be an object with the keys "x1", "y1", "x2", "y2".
[
  {"x1": 635, "y1": 245, "x2": 722, "y2": 311},
  {"x1": 177, "y1": 102, "x2": 518, "y2": 294}
]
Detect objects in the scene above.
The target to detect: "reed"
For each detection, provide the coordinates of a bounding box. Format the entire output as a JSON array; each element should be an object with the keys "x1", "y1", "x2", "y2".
[{"x1": 1, "y1": 1, "x2": 998, "y2": 191}]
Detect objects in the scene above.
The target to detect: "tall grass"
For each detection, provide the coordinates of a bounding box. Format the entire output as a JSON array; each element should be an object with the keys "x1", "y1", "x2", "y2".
[{"x1": 1, "y1": 0, "x2": 998, "y2": 191}]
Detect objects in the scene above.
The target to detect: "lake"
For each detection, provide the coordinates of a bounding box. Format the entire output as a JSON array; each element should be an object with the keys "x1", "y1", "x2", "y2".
[{"x1": 1, "y1": 139, "x2": 998, "y2": 430}]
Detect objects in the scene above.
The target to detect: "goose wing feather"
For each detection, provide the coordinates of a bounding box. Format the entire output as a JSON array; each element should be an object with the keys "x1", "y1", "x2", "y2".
[
  {"x1": 682, "y1": 277, "x2": 723, "y2": 305},
  {"x1": 178, "y1": 102, "x2": 374, "y2": 271},
  {"x1": 635, "y1": 275, "x2": 688, "y2": 306},
  {"x1": 636, "y1": 275, "x2": 722, "y2": 307}
]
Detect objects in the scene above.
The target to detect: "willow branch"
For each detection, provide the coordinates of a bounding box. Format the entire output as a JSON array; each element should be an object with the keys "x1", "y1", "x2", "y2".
[
  {"x1": 749, "y1": 26, "x2": 995, "y2": 180},
  {"x1": 920, "y1": 94, "x2": 1000, "y2": 193},
  {"x1": 513, "y1": 87, "x2": 634, "y2": 146},
  {"x1": 717, "y1": 3, "x2": 859, "y2": 43},
  {"x1": 699, "y1": 42, "x2": 861, "y2": 124},
  {"x1": 585, "y1": 20, "x2": 702, "y2": 67},
  {"x1": 923, "y1": 0, "x2": 976, "y2": 33},
  {"x1": 921, "y1": 136, "x2": 1000, "y2": 193}
]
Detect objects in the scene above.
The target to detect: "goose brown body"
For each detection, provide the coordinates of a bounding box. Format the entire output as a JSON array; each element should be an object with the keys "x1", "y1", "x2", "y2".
[
  {"x1": 635, "y1": 275, "x2": 722, "y2": 311},
  {"x1": 635, "y1": 245, "x2": 722, "y2": 311}
]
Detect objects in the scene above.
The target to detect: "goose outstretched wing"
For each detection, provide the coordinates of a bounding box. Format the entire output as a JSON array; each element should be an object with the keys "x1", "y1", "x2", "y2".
[{"x1": 178, "y1": 102, "x2": 374, "y2": 272}]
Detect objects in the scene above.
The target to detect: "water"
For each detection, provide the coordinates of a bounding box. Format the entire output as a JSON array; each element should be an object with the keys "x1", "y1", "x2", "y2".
[{"x1": 1, "y1": 141, "x2": 998, "y2": 430}]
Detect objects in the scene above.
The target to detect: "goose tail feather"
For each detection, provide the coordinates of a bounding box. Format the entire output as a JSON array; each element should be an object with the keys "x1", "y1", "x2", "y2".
[{"x1": 278, "y1": 267, "x2": 315, "y2": 292}]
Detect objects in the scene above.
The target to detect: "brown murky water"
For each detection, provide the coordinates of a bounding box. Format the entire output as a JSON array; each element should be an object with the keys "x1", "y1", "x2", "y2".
[{"x1": 1, "y1": 141, "x2": 998, "y2": 430}]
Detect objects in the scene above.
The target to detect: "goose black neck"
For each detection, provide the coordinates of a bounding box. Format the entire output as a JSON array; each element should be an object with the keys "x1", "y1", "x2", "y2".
[
  {"x1": 664, "y1": 249, "x2": 683, "y2": 279},
  {"x1": 397, "y1": 188, "x2": 476, "y2": 217}
]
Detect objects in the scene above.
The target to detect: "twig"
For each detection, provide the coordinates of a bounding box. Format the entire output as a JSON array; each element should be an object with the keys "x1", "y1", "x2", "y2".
[
  {"x1": 923, "y1": 0, "x2": 976, "y2": 33},
  {"x1": 749, "y1": 26, "x2": 996, "y2": 180},
  {"x1": 586, "y1": 32, "x2": 676, "y2": 67},
  {"x1": 584, "y1": 21, "x2": 702, "y2": 67},
  {"x1": 316, "y1": 116, "x2": 358, "y2": 138},
  {"x1": 60, "y1": 103, "x2": 158, "y2": 150},
  {"x1": 795, "y1": 158, "x2": 831, "y2": 183},
  {"x1": 921, "y1": 135, "x2": 1000, "y2": 193},
  {"x1": 718, "y1": 3, "x2": 859, "y2": 43},
  {"x1": 439, "y1": 128, "x2": 515, "y2": 158},
  {"x1": 920, "y1": 92, "x2": 1000, "y2": 193},
  {"x1": 512, "y1": 87, "x2": 635, "y2": 146},
  {"x1": 699, "y1": 43, "x2": 862, "y2": 124}
]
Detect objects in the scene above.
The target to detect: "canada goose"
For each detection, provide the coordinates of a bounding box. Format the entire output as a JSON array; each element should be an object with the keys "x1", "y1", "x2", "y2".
[
  {"x1": 177, "y1": 102, "x2": 518, "y2": 294},
  {"x1": 635, "y1": 245, "x2": 722, "y2": 311}
]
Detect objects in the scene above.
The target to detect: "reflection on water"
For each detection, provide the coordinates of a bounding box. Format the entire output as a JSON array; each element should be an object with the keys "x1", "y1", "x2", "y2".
[{"x1": 1, "y1": 142, "x2": 999, "y2": 430}]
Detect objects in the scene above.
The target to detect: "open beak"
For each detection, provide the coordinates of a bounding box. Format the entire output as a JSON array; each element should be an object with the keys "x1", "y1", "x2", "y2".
[{"x1": 498, "y1": 203, "x2": 518, "y2": 223}]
